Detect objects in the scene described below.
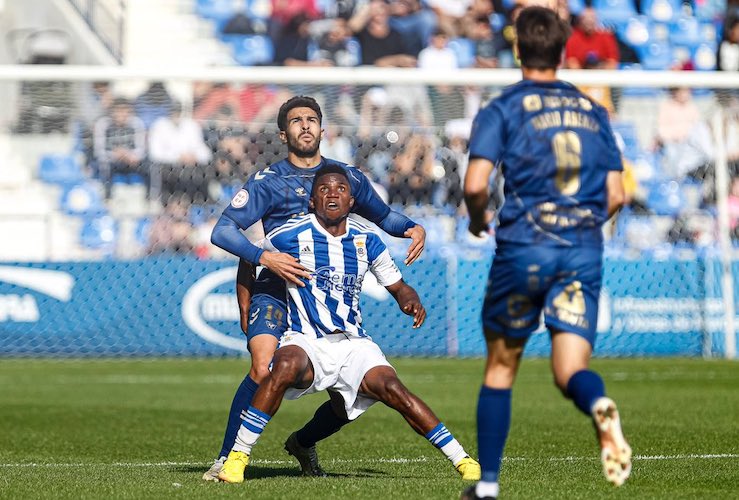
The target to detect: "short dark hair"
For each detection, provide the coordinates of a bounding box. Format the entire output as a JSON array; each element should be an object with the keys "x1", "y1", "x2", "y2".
[
  {"x1": 311, "y1": 164, "x2": 350, "y2": 198},
  {"x1": 515, "y1": 7, "x2": 571, "y2": 70},
  {"x1": 277, "y1": 95, "x2": 323, "y2": 131}
]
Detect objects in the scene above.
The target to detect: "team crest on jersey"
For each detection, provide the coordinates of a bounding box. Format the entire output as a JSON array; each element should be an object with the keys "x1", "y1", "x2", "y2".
[
  {"x1": 231, "y1": 189, "x2": 249, "y2": 208},
  {"x1": 523, "y1": 94, "x2": 542, "y2": 112},
  {"x1": 295, "y1": 187, "x2": 307, "y2": 197},
  {"x1": 356, "y1": 240, "x2": 366, "y2": 257}
]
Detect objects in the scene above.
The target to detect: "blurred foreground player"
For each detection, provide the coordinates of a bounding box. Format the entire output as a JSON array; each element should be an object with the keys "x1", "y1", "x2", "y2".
[
  {"x1": 207, "y1": 96, "x2": 427, "y2": 480},
  {"x1": 462, "y1": 7, "x2": 630, "y2": 499},
  {"x1": 217, "y1": 165, "x2": 480, "y2": 483}
]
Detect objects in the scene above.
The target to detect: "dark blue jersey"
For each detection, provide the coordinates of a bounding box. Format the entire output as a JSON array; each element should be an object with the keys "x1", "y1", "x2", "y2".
[
  {"x1": 213, "y1": 157, "x2": 416, "y2": 266},
  {"x1": 469, "y1": 79, "x2": 622, "y2": 247}
]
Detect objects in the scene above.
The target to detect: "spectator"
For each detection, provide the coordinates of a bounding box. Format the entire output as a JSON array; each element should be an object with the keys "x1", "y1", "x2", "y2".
[
  {"x1": 133, "y1": 81, "x2": 174, "y2": 129},
  {"x1": 239, "y1": 84, "x2": 292, "y2": 132},
  {"x1": 193, "y1": 82, "x2": 241, "y2": 123},
  {"x1": 718, "y1": 17, "x2": 739, "y2": 71},
  {"x1": 349, "y1": 0, "x2": 417, "y2": 67},
  {"x1": 564, "y1": 7, "x2": 619, "y2": 70},
  {"x1": 149, "y1": 101, "x2": 212, "y2": 204},
  {"x1": 147, "y1": 197, "x2": 195, "y2": 254},
  {"x1": 425, "y1": 0, "x2": 472, "y2": 37},
  {"x1": 274, "y1": 14, "x2": 328, "y2": 66},
  {"x1": 655, "y1": 87, "x2": 714, "y2": 180},
  {"x1": 93, "y1": 97, "x2": 147, "y2": 198},
  {"x1": 312, "y1": 18, "x2": 360, "y2": 66},
  {"x1": 388, "y1": 0, "x2": 438, "y2": 56},
  {"x1": 76, "y1": 81, "x2": 114, "y2": 127},
  {"x1": 269, "y1": 0, "x2": 320, "y2": 40},
  {"x1": 387, "y1": 133, "x2": 436, "y2": 205},
  {"x1": 729, "y1": 176, "x2": 739, "y2": 235},
  {"x1": 222, "y1": 11, "x2": 264, "y2": 35},
  {"x1": 468, "y1": 15, "x2": 499, "y2": 68},
  {"x1": 418, "y1": 29, "x2": 458, "y2": 69}
]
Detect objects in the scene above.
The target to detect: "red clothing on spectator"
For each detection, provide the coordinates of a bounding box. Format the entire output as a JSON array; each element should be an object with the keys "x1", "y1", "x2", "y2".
[
  {"x1": 565, "y1": 27, "x2": 619, "y2": 68},
  {"x1": 271, "y1": 0, "x2": 320, "y2": 26}
]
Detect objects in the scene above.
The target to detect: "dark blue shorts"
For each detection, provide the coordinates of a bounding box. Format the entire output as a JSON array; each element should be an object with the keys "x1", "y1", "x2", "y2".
[
  {"x1": 481, "y1": 243, "x2": 602, "y2": 344},
  {"x1": 246, "y1": 269, "x2": 288, "y2": 342}
]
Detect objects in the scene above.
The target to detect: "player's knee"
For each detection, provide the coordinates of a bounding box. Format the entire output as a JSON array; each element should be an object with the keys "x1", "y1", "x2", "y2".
[
  {"x1": 269, "y1": 352, "x2": 305, "y2": 388},
  {"x1": 249, "y1": 364, "x2": 272, "y2": 384}
]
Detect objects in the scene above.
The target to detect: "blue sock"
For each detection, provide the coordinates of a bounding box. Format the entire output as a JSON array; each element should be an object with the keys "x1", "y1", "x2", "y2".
[
  {"x1": 566, "y1": 370, "x2": 606, "y2": 416},
  {"x1": 218, "y1": 375, "x2": 259, "y2": 458},
  {"x1": 477, "y1": 386, "x2": 511, "y2": 483},
  {"x1": 295, "y1": 401, "x2": 350, "y2": 448}
]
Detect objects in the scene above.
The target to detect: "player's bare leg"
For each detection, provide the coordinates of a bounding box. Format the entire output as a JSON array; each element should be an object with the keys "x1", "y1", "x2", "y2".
[
  {"x1": 219, "y1": 346, "x2": 314, "y2": 483},
  {"x1": 552, "y1": 332, "x2": 631, "y2": 486},
  {"x1": 203, "y1": 259, "x2": 258, "y2": 482},
  {"x1": 360, "y1": 366, "x2": 481, "y2": 480}
]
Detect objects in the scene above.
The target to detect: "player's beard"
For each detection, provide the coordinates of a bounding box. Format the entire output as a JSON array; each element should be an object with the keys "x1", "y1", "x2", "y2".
[{"x1": 287, "y1": 132, "x2": 321, "y2": 158}]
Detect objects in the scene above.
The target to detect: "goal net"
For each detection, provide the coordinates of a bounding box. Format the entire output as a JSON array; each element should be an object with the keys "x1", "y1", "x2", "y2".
[{"x1": 0, "y1": 66, "x2": 736, "y2": 358}]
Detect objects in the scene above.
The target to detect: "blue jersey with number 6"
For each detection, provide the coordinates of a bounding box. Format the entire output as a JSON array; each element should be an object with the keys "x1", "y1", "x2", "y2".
[{"x1": 468, "y1": 79, "x2": 622, "y2": 248}]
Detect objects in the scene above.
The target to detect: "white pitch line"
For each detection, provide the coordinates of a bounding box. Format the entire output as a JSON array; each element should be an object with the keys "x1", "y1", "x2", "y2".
[{"x1": 2, "y1": 454, "x2": 737, "y2": 468}]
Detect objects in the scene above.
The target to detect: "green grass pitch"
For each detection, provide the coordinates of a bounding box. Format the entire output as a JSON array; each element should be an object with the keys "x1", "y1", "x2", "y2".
[{"x1": 1, "y1": 357, "x2": 737, "y2": 499}]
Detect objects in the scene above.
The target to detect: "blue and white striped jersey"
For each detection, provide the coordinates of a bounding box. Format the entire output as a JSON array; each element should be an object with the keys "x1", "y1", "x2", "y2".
[{"x1": 264, "y1": 214, "x2": 402, "y2": 339}]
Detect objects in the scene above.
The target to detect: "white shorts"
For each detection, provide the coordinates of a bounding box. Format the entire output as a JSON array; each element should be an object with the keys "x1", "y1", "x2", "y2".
[{"x1": 278, "y1": 331, "x2": 394, "y2": 420}]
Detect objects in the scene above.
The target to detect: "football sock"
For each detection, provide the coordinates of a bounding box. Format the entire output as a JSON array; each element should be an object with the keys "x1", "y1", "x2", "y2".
[
  {"x1": 476, "y1": 481, "x2": 500, "y2": 499},
  {"x1": 566, "y1": 369, "x2": 606, "y2": 416},
  {"x1": 477, "y1": 386, "x2": 511, "y2": 484},
  {"x1": 232, "y1": 406, "x2": 271, "y2": 454},
  {"x1": 425, "y1": 422, "x2": 467, "y2": 466},
  {"x1": 218, "y1": 375, "x2": 259, "y2": 458},
  {"x1": 295, "y1": 400, "x2": 350, "y2": 448}
]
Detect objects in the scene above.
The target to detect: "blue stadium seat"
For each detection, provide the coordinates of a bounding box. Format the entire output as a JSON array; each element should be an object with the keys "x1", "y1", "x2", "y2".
[
  {"x1": 638, "y1": 41, "x2": 674, "y2": 69},
  {"x1": 642, "y1": 0, "x2": 683, "y2": 22},
  {"x1": 646, "y1": 180, "x2": 685, "y2": 215},
  {"x1": 447, "y1": 38, "x2": 476, "y2": 68},
  {"x1": 693, "y1": 0, "x2": 726, "y2": 21},
  {"x1": 59, "y1": 182, "x2": 106, "y2": 216},
  {"x1": 195, "y1": 0, "x2": 239, "y2": 23},
  {"x1": 594, "y1": 0, "x2": 638, "y2": 29},
  {"x1": 568, "y1": 0, "x2": 587, "y2": 16},
  {"x1": 669, "y1": 16, "x2": 702, "y2": 46},
  {"x1": 38, "y1": 154, "x2": 84, "y2": 185},
  {"x1": 611, "y1": 121, "x2": 641, "y2": 159},
  {"x1": 80, "y1": 215, "x2": 117, "y2": 252},
  {"x1": 223, "y1": 34, "x2": 274, "y2": 66},
  {"x1": 692, "y1": 42, "x2": 717, "y2": 70},
  {"x1": 618, "y1": 16, "x2": 650, "y2": 49}
]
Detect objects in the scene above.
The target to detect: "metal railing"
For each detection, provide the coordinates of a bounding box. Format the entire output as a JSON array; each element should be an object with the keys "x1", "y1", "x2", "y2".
[{"x1": 67, "y1": 0, "x2": 126, "y2": 63}]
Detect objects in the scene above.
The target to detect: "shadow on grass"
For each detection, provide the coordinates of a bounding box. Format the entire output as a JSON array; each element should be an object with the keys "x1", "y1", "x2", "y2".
[{"x1": 174, "y1": 465, "x2": 395, "y2": 480}]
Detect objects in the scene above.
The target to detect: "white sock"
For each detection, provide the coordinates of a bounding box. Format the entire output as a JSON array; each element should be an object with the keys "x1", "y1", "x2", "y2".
[
  {"x1": 441, "y1": 438, "x2": 468, "y2": 466},
  {"x1": 232, "y1": 425, "x2": 261, "y2": 454},
  {"x1": 476, "y1": 481, "x2": 500, "y2": 498}
]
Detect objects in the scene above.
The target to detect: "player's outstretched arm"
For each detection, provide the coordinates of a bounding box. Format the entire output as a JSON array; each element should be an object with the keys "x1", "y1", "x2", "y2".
[
  {"x1": 464, "y1": 158, "x2": 496, "y2": 236},
  {"x1": 236, "y1": 259, "x2": 256, "y2": 335},
  {"x1": 386, "y1": 279, "x2": 426, "y2": 328}
]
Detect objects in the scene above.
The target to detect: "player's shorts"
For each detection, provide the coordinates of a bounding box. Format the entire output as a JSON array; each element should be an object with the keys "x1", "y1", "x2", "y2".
[
  {"x1": 246, "y1": 268, "x2": 288, "y2": 342},
  {"x1": 247, "y1": 294, "x2": 287, "y2": 342},
  {"x1": 278, "y1": 331, "x2": 394, "y2": 420},
  {"x1": 481, "y1": 242, "x2": 602, "y2": 344}
]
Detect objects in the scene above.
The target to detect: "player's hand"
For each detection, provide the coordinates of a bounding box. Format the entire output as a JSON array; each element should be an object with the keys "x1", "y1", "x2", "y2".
[
  {"x1": 259, "y1": 251, "x2": 311, "y2": 287},
  {"x1": 468, "y1": 219, "x2": 489, "y2": 238},
  {"x1": 403, "y1": 225, "x2": 426, "y2": 265},
  {"x1": 402, "y1": 301, "x2": 426, "y2": 328}
]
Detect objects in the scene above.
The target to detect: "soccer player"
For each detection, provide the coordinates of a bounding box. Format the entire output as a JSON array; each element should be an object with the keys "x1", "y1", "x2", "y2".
[
  {"x1": 217, "y1": 164, "x2": 481, "y2": 483},
  {"x1": 206, "y1": 96, "x2": 427, "y2": 480},
  {"x1": 461, "y1": 7, "x2": 631, "y2": 500}
]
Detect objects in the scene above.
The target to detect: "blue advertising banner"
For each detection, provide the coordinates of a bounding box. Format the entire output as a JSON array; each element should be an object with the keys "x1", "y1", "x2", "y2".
[{"x1": 0, "y1": 257, "x2": 736, "y2": 357}]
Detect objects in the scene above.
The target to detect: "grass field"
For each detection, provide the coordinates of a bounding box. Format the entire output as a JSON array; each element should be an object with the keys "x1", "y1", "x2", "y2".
[{"x1": 1, "y1": 357, "x2": 737, "y2": 499}]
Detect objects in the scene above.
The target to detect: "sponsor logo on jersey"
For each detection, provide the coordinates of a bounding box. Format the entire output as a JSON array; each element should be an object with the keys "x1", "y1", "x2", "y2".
[
  {"x1": 0, "y1": 266, "x2": 74, "y2": 322},
  {"x1": 313, "y1": 265, "x2": 363, "y2": 296},
  {"x1": 231, "y1": 189, "x2": 249, "y2": 208}
]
